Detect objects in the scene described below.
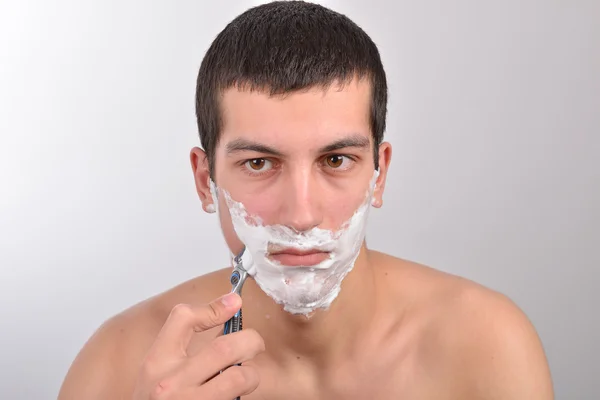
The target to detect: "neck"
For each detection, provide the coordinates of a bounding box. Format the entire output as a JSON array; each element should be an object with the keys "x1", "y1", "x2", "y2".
[{"x1": 243, "y1": 244, "x2": 378, "y2": 368}]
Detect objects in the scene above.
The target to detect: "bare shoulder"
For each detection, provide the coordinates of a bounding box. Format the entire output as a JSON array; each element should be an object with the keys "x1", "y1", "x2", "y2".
[
  {"x1": 372, "y1": 251, "x2": 554, "y2": 399},
  {"x1": 58, "y1": 268, "x2": 232, "y2": 400},
  {"x1": 442, "y1": 283, "x2": 554, "y2": 398}
]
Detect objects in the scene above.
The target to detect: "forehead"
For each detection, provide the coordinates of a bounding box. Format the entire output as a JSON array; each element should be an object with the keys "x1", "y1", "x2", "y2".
[{"x1": 218, "y1": 78, "x2": 372, "y2": 149}]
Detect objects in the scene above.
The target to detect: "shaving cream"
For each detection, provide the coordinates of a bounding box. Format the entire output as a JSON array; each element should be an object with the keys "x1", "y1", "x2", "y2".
[{"x1": 210, "y1": 170, "x2": 378, "y2": 315}]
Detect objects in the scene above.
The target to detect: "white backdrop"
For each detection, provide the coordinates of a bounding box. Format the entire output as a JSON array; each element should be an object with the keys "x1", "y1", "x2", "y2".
[{"x1": 0, "y1": 0, "x2": 598, "y2": 398}]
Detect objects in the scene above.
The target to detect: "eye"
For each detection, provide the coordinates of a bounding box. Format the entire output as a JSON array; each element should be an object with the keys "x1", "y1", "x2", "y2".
[
  {"x1": 325, "y1": 155, "x2": 353, "y2": 170},
  {"x1": 244, "y1": 158, "x2": 273, "y2": 173}
]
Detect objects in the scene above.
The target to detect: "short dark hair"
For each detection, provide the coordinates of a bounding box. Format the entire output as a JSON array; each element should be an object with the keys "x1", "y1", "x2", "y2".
[{"x1": 195, "y1": 0, "x2": 388, "y2": 178}]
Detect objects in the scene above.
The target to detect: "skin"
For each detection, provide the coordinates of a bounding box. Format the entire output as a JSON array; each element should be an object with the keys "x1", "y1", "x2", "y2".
[{"x1": 58, "y1": 77, "x2": 554, "y2": 399}]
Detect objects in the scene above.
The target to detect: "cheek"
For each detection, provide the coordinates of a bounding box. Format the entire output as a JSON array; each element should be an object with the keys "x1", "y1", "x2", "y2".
[
  {"x1": 229, "y1": 195, "x2": 281, "y2": 225},
  {"x1": 321, "y1": 192, "x2": 366, "y2": 226}
]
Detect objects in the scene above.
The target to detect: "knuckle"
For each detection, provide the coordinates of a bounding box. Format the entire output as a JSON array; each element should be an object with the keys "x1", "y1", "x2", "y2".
[
  {"x1": 227, "y1": 366, "x2": 249, "y2": 387},
  {"x1": 244, "y1": 329, "x2": 266, "y2": 352},
  {"x1": 170, "y1": 303, "x2": 194, "y2": 320},
  {"x1": 148, "y1": 385, "x2": 164, "y2": 400},
  {"x1": 214, "y1": 372, "x2": 234, "y2": 396},
  {"x1": 149, "y1": 377, "x2": 174, "y2": 400},
  {"x1": 207, "y1": 366, "x2": 260, "y2": 398},
  {"x1": 210, "y1": 336, "x2": 233, "y2": 359},
  {"x1": 205, "y1": 301, "x2": 223, "y2": 325},
  {"x1": 224, "y1": 366, "x2": 259, "y2": 395},
  {"x1": 246, "y1": 367, "x2": 261, "y2": 392},
  {"x1": 140, "y1": 355, "x2": 160, "y2": 379}
]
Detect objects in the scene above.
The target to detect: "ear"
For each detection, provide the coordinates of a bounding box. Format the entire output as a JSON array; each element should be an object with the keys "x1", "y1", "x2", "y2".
[
  {"x1": 190, "y1": 147, "x2": 216, "y2": 213},
  {"x1": 372, "y1": 142, "x2": 392, "y2": 208}
]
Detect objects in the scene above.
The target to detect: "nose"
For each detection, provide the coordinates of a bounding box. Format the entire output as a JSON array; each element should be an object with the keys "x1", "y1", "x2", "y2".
[{"x1": 278, "y1": 167, "x2": 323, "y2": 232}]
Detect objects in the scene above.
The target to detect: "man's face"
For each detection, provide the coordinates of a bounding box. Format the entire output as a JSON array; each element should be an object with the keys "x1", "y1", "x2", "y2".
[{"x1": 193, "y1": 78, "x2": 390, "y2": 264}]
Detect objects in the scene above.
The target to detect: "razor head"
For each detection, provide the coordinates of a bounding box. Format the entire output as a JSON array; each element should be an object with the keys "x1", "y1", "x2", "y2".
[
  {"x1": 230, "y1": 248, "x2": 248, "y2": 295},
  {"x1": 233, "y1": 249, "x2": 245, "y2": 265},
  {"x1": 232, "y1": 246, "x2": 255, "y2": 276}
]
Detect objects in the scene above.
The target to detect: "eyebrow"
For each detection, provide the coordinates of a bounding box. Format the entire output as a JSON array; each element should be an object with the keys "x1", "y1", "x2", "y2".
[
  {"x1": 225, "y1": 138, "x2": 284, "y2": 157},
  {"x1": 224, "y1": 133, "x2": 371, "y2": 157},
  {"x1": 318, "y1": 134, "x2": 370, "y2": 153}
]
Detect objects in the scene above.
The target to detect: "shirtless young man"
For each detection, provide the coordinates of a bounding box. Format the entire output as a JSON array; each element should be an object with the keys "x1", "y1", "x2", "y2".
[{"x1": 58, "y1": 2, "x2": 554, "y2": 399}]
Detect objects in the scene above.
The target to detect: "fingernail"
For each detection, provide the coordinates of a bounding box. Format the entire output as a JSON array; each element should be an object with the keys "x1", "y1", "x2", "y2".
[{"x1": 221, "y1": 293, "x2": 237, "y2": 307}]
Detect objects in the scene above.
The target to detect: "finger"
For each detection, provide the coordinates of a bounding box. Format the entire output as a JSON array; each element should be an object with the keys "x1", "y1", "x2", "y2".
[
  {"x1": 197, "y1": 365, "x2": 260, "y2": 400},
  {"x1": 149, "y1": 293, "x2": 242, "y2": 362},
  {"x1": 168, "y1": 329, "x2": 265, "y2": 386}
]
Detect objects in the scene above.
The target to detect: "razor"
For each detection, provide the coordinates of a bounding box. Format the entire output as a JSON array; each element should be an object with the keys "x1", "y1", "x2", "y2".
[
  {"x1": 221, "y1": 248, "x2": 250, "y2": 400},
  {"x1": 223, "y1": 248, "x2": 249, "y2": 336}
]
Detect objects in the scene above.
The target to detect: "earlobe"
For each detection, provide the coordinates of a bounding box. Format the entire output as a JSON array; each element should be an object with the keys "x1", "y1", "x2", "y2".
[
  {"x1": 371, "y1": 175, "x2": 385, "y2": 208},
  {"x1": 371, "y1": 197, "x2": 381, "y2": 208}
]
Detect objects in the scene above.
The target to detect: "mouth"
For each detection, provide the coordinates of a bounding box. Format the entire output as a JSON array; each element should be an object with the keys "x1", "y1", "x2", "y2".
[{"x1": 268, "y1": 248, "x2": 331, "y2": 267}]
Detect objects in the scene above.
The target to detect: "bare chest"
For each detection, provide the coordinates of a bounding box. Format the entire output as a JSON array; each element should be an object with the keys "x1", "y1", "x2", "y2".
[{"x1": 241, "y1": 352, "x2": 462, "y2": 400}]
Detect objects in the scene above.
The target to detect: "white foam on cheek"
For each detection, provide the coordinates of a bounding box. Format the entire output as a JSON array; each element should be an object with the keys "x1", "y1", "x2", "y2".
[{"x1": 210, "y1": 170, "x2": 379, "y2": 315}]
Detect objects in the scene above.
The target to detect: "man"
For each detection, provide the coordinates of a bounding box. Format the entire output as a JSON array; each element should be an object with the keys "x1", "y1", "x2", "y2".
[{"x1": 58, "y1": 1, "x2": 554, "y2": 399}]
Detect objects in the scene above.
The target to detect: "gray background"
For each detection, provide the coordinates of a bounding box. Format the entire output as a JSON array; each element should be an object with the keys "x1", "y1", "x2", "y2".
[{"x1": 1, "y1": 0, "x2": 598, "y2": 398}]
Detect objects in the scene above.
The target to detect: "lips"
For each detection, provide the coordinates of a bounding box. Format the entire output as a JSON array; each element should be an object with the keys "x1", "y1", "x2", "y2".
[{"x1": 268, "y1": 248, "x2": 331, "y2": 266}]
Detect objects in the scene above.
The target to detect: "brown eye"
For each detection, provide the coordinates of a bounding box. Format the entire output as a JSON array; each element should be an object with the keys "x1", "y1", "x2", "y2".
[
  {"x1": 326, "y1": 155, "x2": 344, "y2": 168},
  {"x1": 249, "y1": 159, "x2": 265, "y2": 170},
  {"x1": 244, "y1": 158, "x2": 272, "y2": 173}
]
